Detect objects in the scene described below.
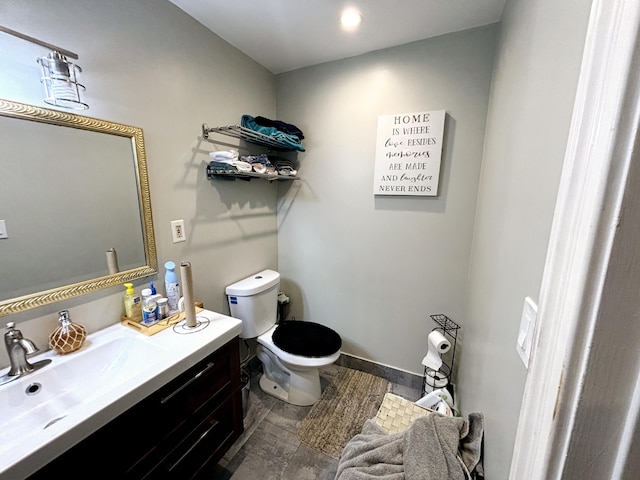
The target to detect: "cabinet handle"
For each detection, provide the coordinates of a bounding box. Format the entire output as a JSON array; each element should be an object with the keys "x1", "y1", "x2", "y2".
[
  {"x1": 168, "y1": 419, "x2": 220, "y2": 472},
  {"x1": 160, "y1": 361, "x2": 216, "y2": 405}
]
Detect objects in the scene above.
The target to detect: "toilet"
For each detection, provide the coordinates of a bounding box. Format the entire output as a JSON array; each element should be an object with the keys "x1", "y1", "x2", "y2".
[{"x1": 226, "y1": 269, "x2": 342, "y2": 406}]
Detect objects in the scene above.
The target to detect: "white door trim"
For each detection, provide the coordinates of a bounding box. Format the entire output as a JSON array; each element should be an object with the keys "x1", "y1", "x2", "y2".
[{"x1": 510, "y1": 0, "x2": 640, "y2": 478}]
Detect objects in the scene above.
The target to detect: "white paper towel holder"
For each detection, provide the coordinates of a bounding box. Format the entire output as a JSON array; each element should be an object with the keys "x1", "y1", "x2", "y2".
[{"x1": 421, "y1": 314, "x2": 460, "y2": 397}]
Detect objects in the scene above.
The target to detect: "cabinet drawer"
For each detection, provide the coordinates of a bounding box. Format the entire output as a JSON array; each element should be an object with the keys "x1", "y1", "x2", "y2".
[
  {"x1": 158, "y1": 355, "x2": 230, "y2": 415},
  {"x1": 132, "y1": 391, "x2": 240, "y2": 479},
  {"x1": 151, "y1": 339, "x2": 238, "y2": 430}
]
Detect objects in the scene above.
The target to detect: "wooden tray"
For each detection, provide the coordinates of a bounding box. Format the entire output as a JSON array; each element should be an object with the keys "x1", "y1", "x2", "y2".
[{"x1": 121, "y1": 306, "x2": 204, "y2": 336}]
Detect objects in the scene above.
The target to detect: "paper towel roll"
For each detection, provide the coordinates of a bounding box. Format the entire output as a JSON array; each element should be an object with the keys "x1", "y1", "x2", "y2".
[
  {"x1": 106, "y1": 248, "x2": 119, "y2": 274},
  {"x1": 421, "y1": 330, "x2": 451, "y2": 371},
  {"x1": 180, "y1": 261, "x2": 197, "y2": 328}
]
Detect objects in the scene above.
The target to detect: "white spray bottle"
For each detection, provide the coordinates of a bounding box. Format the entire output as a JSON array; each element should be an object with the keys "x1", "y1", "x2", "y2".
[{"x1": 164, "y1": 261, "x2": 180, "y2": 313}]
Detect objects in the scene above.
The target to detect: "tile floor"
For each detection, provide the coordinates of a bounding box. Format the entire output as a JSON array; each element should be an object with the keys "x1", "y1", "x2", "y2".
[{"x1": 211, "y1": 365, "x2": 422, "y2": 480}]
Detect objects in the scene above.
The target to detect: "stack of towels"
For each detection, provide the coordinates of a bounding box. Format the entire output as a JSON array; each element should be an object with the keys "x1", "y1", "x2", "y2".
[
  {"x1": 238, "y1": 154, "x2": 276, "y2": 175},
  {"x1": 208, "y1": 150, "x2": 297, "y2": 177},
  {"x1": 208, "y1": 149, "x2": 251, "y2": 173},
  {"x1": 241, "y1": 114, "x2": 305, "y2": 152}
]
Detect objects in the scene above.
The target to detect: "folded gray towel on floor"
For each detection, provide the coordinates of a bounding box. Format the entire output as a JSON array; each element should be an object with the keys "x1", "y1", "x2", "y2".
[{"x1": 335, "y1": 413, "x2": 484, "y2": 480}]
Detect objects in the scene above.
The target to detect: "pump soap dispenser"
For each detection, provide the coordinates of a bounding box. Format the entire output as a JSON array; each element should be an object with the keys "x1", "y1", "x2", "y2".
[{"x1": 49, "y1": 310, "x2": 87, "y2": 354}]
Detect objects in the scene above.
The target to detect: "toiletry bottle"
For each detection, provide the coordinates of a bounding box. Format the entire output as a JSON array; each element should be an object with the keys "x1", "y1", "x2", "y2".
[
  {"x1": 141, "y1": 288, "x2": 158, "y2": 325},
  {"x1": 149, "y1": 280, "x2": 162, "y2": 304},
  {"x1": 49, "y1": 310, "x2": 87, "y2": 354},
  {"x1": 124, "y1": 283, "x2": 142, "y2": 322},
  {"x1": 164, "y1": 261, "x2": 180, "y2": 313},
  {"x1": 157, "y1": 298, "x2": 169, "y2": 320}
]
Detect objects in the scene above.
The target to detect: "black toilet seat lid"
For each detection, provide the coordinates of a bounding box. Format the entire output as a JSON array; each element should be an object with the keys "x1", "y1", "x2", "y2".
[{"x1": 272, "y1": 321, "x2": 342, "y2": 357}]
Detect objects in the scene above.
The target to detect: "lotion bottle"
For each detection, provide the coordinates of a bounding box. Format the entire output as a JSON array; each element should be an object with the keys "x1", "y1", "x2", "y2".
[
  {"x1": 124, "y1": 283, "x2": 142, "y2": 322},
  {"x1": 141, "y1": 288, "x2": 158, "y2": 325}
]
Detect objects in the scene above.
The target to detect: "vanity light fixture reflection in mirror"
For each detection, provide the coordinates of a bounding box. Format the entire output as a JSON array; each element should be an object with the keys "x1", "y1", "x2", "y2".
[{"x1": 0, "y1": 98, "x2": 157, "y2": 317}]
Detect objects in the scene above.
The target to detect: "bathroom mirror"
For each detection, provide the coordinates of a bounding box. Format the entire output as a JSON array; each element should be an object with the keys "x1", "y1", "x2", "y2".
[{"x1": 0, "y1": 98, "x2": 157, "y2": 317}]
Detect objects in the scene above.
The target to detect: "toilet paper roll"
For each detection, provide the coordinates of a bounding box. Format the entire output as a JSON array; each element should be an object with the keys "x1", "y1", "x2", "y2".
[
  {"x1": 180, "y1": 261, "x2": 197, "y2": 328},
  {"x1": 421, "y1": 330, "x2": 451, "y2": 371},
  {"x1": 106, "y1": 248, "x2": 119, "y2": 274}
]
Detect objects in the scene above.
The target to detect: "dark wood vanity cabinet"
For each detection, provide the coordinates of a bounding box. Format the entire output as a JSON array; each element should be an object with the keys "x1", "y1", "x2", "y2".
[{"x1": 29, "y1": 336, "x2": 243, "y2": 480}]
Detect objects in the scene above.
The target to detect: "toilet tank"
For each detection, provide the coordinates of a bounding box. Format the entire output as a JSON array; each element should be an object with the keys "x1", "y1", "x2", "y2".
[{"x1": 225, "y1": 269, "x2": 280, "y2": 339}]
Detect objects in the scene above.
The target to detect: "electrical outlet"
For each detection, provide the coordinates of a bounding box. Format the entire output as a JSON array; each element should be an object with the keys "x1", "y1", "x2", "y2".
[
  {"x1": 170, "y1": 219, "x2": 186, "y2": 243},
  {"x1": 0, "y1": 220, "x2": 7, "y2": 239}
]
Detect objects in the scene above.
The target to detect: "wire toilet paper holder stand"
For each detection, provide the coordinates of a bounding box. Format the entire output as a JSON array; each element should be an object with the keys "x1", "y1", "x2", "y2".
[{"x1": 421, "y1": 314, "x2": 461, "y2": 397}]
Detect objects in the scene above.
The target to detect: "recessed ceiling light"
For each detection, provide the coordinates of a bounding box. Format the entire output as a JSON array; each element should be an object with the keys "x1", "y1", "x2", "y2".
[{"x1": 340, "y1": 10, "x2": 362, "y2": 28}]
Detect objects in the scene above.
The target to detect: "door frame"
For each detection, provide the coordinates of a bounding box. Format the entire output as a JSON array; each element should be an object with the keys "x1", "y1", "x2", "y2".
[{"x1": 510, "y1": 1, "x2": 640, "y2": 478}]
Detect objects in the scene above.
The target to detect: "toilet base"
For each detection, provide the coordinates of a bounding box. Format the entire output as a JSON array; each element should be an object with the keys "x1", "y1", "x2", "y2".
[
  {"x1": 258, "y1": 370, "x2": 322, "y2": 406},
  {"x1": 259, "y1": 374, "x2": 290, "y2": 403},
  {"x1": 256, "y1": 344, "x2": 324, "y2": 406}
]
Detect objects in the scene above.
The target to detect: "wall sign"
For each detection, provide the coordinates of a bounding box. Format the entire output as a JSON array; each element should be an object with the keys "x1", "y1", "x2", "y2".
[{"x1": 373, "y1": 109, "x2": 445, "y2": 196}]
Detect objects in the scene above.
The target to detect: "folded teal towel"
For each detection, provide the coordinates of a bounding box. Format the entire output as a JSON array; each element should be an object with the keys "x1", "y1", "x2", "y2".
[
  {"x1": 241, "y1": 114, "x2": 305, "y2": 152},
  {"x1": 208, "y1": 161, "x2": 238, "y2": 172},
  {"x1": 206, "y1": 161, "x2": 236, "y2": 181}
]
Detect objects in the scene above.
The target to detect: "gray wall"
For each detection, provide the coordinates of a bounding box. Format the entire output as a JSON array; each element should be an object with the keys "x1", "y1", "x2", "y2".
[
  {"x1": 275, "y1": 0, "x2": 593, "y2": 477},
  {"x1": 275, "y1": 26, "x2": 498, "y2": 375},
  {"x1": 457, "y1": 0, "x2": 593, "y2": 476},
  {"x1": 0, "y1": 0, "x2": 278, "y2": 357}
]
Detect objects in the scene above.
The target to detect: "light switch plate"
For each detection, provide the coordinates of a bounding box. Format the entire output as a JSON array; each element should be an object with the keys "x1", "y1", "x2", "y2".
[
  {"x1": 517, "y1": 296, "x2": 538, "y2": 368},
  {"x1": 0, "y1": 219, "x2": 7, "y2": 239}
]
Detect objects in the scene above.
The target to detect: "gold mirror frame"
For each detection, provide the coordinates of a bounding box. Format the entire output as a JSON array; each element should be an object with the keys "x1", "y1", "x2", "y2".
[{"x1": 0, "y1": 98, "x2": 157, "y2": 317}]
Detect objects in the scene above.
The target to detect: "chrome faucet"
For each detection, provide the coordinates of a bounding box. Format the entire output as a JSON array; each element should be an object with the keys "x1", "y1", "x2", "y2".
[{"x1": 1, "y1": 322, "x2": 51, "y2": 384}]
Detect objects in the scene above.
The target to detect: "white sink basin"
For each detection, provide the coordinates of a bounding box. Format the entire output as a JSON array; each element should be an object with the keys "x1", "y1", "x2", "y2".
[
  {"x1": 0, "y1": 337, "x2": 167, "y2": 446},
  {"x1": 0, "y1": 310, "x2": 242, "y2": 479}
]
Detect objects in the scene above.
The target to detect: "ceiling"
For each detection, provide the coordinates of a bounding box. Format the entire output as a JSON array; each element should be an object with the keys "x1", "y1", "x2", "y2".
[{"x1": 167, "y1": 0, "x2": 506, "y2": 74}]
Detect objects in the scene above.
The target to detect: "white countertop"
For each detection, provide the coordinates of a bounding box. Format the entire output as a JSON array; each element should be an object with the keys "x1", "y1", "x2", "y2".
[{"x1": 0, "y1": 309, "x2": 242, "y2": 479}]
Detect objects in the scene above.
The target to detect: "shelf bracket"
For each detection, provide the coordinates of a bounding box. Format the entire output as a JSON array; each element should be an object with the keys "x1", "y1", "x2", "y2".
[{"x1": 202, "y1": 123, "x2": 211, "y2": 140}]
